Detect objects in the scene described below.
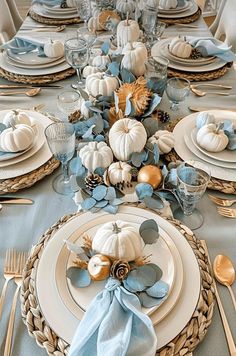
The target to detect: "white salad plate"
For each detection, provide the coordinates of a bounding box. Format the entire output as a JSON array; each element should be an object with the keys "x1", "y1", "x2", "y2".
[
  {"x1": 32, "y1": 4, "x2": 79, "y2": 19},
  {"x1": 158, "y1": 0, "x2": 190, "y2": 14},
  {"x1": 166, "y1": 49, "x2": 215, "y2": 66},
  {"x1": 191, "y1": 128, "x2": 236, "y2": 163},
  {"x1": 173, "y1": 111, "x2": 236, "y2": 181},
  {"x1": 158, "y1": 1, "x2": 197, "y2": 18},
  {"x1": 151, "y1": 39, "x2": 226, "y2": 72},
  {"x1": 7, "y1": 55, "x2": 66, "y2": 70},
  {"x1": 36, "y1": 206, "x2": 200, "y2": 350},
  {"x1": 7, "y1": 49, "x2": 63, "y2": 66},
  {"x1": 43, "y1": 4, "x2": 77, "y2": 13}
]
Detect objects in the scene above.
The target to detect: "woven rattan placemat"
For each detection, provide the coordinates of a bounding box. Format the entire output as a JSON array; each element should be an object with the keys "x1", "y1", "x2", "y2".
[
  {"x1": 29, "y1": 9, "x2": 82, "y2": 25},
  {"x1": 158, "y1": 7, "x2": 201, "y2": 25},
  {"x1": 21, "y1": 209, "x2": 214, "y2": 356}
]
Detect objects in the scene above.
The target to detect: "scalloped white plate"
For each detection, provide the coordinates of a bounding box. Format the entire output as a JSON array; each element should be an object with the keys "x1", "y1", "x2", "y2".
[{"x1": 158, "y1": 0, "x2": 197, "y2": 18}]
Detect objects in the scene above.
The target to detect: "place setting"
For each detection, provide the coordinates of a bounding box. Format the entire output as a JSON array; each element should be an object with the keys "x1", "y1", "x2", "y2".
[{"x1": 157, "y1": 0, "x2": 201, "y2": 24}]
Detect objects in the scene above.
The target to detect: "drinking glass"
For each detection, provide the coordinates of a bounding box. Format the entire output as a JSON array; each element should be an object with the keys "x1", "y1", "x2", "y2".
[
  {"x1": 141, "y1": 6, "x2": 158, "y2": 47},
  {"x1": 57, "y1": 90, "x2": 81, "y2": 121},
  {"x1": 174, "y1": 161, "x2": 211, "y2": 230},
  {"x1": 77, "y1": 27, "x2": 97, "y2": 49},
  {"x1": 153, "y1": 21, "x2": 166, "y2": 42},
  {"x1": 45, "y1": 123, "x2": 75, "y2": 195},
  {"x1": 78, "y1": 0, "x2": 92, "y2": 28},
  {"x1": 64, "y1": 37, "x2": 88, "y2": 90},
  {"x1": 145, "y1": 56, "x2": 169, "y2": 97},
  {"x1": 166, "y1": 77, "x2": 190, "y2": 111}
]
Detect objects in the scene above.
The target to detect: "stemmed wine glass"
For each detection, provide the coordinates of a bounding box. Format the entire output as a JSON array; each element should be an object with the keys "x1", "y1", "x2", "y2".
[
  {"x1": 45, "y1": 123, "x2": 75, "y2": 196},
  {"x1": 78, "y1": 0, "x2": 92, "y2": 28},
  {"x1": 141, "y1": 6, "x2": 158, "y2": 48},
  {"x1": 174, "y1": 161, "x2": 211, "y2": 230},
  {"x1": 166, "y1": 77, "x2": 190, "y2": 111},
  {"x1": 64, "y1": 37, "x2": 89, "y2": 90}
]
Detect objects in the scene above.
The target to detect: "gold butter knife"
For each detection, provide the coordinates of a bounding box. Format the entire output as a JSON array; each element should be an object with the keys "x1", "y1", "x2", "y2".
[
  {"x1": 189, "y1": 106, "x2": 236, "y2": 113},
  {"x1": 0, "y1": 197, "x2": 34, "y2": 204}
]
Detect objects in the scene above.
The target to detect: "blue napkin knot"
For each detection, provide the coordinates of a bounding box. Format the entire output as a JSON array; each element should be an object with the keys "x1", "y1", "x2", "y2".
[{"x1": 105, "y1": 278, "x2": 121, "y2": 291}]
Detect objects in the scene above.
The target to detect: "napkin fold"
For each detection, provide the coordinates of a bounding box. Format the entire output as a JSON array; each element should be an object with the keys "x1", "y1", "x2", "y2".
[
  {"x1": 1, "y1": 36, "x2": 46, "y2": 56},
  {"x1": 185, "y1": 36, "x2": 236, "y2": 62},
  {"x1": 68, "y1": 278, "x2": 157, "y2": 356}
]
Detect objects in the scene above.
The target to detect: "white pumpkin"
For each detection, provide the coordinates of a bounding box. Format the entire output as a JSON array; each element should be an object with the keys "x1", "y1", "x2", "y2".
[
  {"x1": 121, "y1": 42, "x2": 148, "y2": 77},
  {"x1": 92, "y1": 220, "x2": 142, "y2": 261},
  {"x1": 86, "y1": 73, "x2": 119, "y2": 97},
  {"x1": 88, "y1": 11, "x2": 103, "y2": 32},
  {"x1": 196, "y1": 123, "x2": 229, "y2": 152},
  {"x1": 44, "y1": 40, "x2": 64, "y2": 58},
  {"x1": 3, "y1": 110, "x2": 31, "y2": 127},
  {"x1": 79, "y1": 141, "x2": 113, "y2": 172},
  {"x1": 169, "y1": 37, "x2": 192, "y2": 59},
  {"x1": 116, "y1": 0, "x2": 135, "y2": 15},
  {"x1": 116, "y1": 19, "x2": 140, "y2": 48},
  {"x1": 148, "y1": 130, "x2": 175, "y2": 154},
  {"x1": 159, "y1": 0, "x2": 178, "y2": 9},
  {"x1": 109, "y1": 118, "x2": 147, "y2": 161},
  {"x1": 92, "y1": 55, "x2": 110, "y2": 68},
  {"x1": 82, "y1": 65, "x2": 102, "y2": 78},
  {"x1": 108, "y1": 161, "x2": 132, "y2": 185},
  {"x1": 196, "y1": 112, "x2": 215, "y2": 129},
  {"x1": 0, "y1": 124, "x2": 34, "y2": 152}
]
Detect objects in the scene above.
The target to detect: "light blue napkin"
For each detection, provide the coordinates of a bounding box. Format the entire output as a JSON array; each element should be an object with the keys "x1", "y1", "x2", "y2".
[
  {"x1": 1, "y1": 37, "x2": 45, "y2": 57},
  {"x1": 32, "y1": 0, "x2": 63, "y2": 6},
  {"x1": 68, "y1": 278, "x2": 157, "y2": 356},
  {"x1": 186, "y1": 36, "x2": 236, "y2": 62}
]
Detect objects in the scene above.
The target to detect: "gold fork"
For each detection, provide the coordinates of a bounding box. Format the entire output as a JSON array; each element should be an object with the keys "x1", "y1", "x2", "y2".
[
  {"x1": 217, "y1": 207, "x2": 236, "y2": 218},
  {"x1": 209, "y1": 194, "x2": 236, "y2": 207},
  {"x1": 0, "y1": 250, "x2": 18, "y2": 320},
  {"x1": 4, "y1": 252, "x2": 28, "y2": 356}
]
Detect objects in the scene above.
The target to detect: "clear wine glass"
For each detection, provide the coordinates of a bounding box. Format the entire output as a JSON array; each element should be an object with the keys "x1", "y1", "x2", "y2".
[
  {"x1": 78, "y1": 0, "x2": 92, "y2": 28},
  {"x1": 144, "y1": 56, "x2": 169, "y2": 97},
  {"x1": 45, "y1": 123, "x2": 75, "y2": 196},
  {"x1": 57, "y1": 90, "x2": 81, "y2": 121},
  {"x1": 166, "y1": 77, "x2": 190, "y2": 111},
  {"x1": 153, "y1": 21, "x2": 166, "y2": 42},
  {"x1": 141, "y1": 6, "x2": 158, "y2": 48},
  {"x1": 64, "y1": 37, "x2": 89, "y2": 90},
  {"x1": 174, "y1": 161, "x2": 211, "y2": 230}
]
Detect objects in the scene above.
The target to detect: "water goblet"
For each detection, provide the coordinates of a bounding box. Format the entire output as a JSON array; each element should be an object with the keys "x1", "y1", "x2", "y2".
[
  {"x1": 145, "y1": 56, "x2": 169, "y2": 98},
  {"x1": 78, "y1": 0, "x2": 92, "y2": 28},
  {"x1": 64, "y1": 37, "x2": 89, "y2": 90},
  {"x1": 174, "y1": 161, "x2": 211, "y2": 230},
  {"x1": 166, "y1": 77, "x2": 190, "y2": 111},
  {"x1": 153, "y1": 21, "x2": 166, "y2": 42},
  {"x1": 45, "y1": 123, "x2": 75, "y2": 195},
  {"x1": 77, "y1": 27, "x2": 97, "y2": 50},
  {"x1": 141, "y1": 6, "x2": 158, "y2": 48},
  {"x1": 57, "y1": 90, "x2": 81, "y2": 121}
]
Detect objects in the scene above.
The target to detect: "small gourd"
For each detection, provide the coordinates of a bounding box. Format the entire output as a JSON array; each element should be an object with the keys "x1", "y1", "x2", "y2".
[
  {"x1": 92, "y1": 220, "x2": 142, "y2": 261},
  {"x1": 148, "y1": 130, "x2": 175, "y2": 154},
  {"x1": 116, "y1": 0, "x2": 135, "y2": 16},
  {"x1": 92, "y1": 54, "x2": 110, "y2": 68},
  {"x1": 196, "y1": 123, "x2": 229, "y2": 152},
  {"x1": 87, "y1": 254, "x2": 111, "y2": 281},
  {"x1": 159, "y1": 0, "x2": 178, "y2": 9},
  {"x1": 3, "y1": 110, "x2": 31, "y2": 128},
  {"x1": 121, "y1": 42, "x2": 148, "y2": 77},
  {"x1": 108, "y1": 161, "x2": 132, "y2": 185},
  {"x1": 44, "y1": 40, "x2": 64, "y2": 58},
  {"x1": 116, "y1": 17, "x2": 140, "y2": 48},
  {"x1": 82, "y1": 65, "x2": 102, "y2": 78},
  {"x1": 169, "y1": 37, "x2": 192, "y2": 59},
  {"x1": 109, "y1": 118, "x2": 147, "y2": 161},
  {"x1": 0, "y1": 124, "x2": 34, "y2": 152},
  {"x1": 196, "y1": 112, "x2": 215, "y2": 129},
  {"x1": 79, "y1": 141, "x2": 113, "y2": 172},
  {"x1": 86, "y1": 72, "x2": 119, "y2": 97}
]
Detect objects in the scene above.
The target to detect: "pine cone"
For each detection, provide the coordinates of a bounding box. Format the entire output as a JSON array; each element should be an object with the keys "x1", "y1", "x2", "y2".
[
  {"x1": 110, "y1": 260, "x2": 130, "y2": 281},
  {"x1": 157, "y1": 110, "x2": 170, "y2": 123},
  {"x1": 60, "y1": 1, "x2": 68, "y2": 8},
  {"x1": 130, "y1": 167, "x2": 139, "y2": 179},
  {"x1": 85, "y1": 173, "x2": 103, "y2": 190},
  {"x1": 68, "y1": 110, "x2": 82, "y2": 124},
  {"x1": 190, "y1": 48, "x2": 202, "y2": 59}
]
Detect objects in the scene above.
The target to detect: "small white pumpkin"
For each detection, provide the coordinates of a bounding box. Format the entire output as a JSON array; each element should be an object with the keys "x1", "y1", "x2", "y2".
[
  {"x1": 86, "y1": 72, "x2": 119, "y2": 97},
  {"x1": 3, "y1": 110, "x2": 31, "y2": 127},
  {"x1": 148, "y1": 130, "x2": 175, "y2": 154},
  {"x1": 82, "y1": 65, "x2": 102, "y2": 78},
  {"x1": 109, "y1": 118, "x2": 147, "y2": 161},
  {"x1": 196, "y1": 123, "x2": 229, "y2": 152},
  {"x1": 116, "y1": 0, "x2": 135, "y2": 15},
  {"x1": 116, "y1": 19, "x2": 140, "y2": 48},
  {"x1": 92, "y1": 220, "x2": 142, "y2": 261},
  {"x1": 87, "y1": 254, "x2": 111, "y2": 281},
  {"x1": 44, "y1": 40, "x2": 64, "y2": 58},
  {"x1": 79, "y1": 141, "x2": 113, "y2": 172},
  {"x1": 92, "y1": 55, "x2": 110, "y2": 68},
  {"x1": 121, "y1": 42, "x2": 148, "y2": 77},
  {"x1": 169, "y1": 37, "x2": 192, "y2": 59},
  {"x1": 159, "y1": 0, "x2": 178, "y2": 9},
  {"x1": 88, "y1": 10, "x2": 103, "y2": 32},
  {"x1": 0, "y1": 124, "x2": 34, "y2": 152},
  {"x1": 108, "y1": 161, "x2": 132, "y2": 185},
  {"x1": 196, "y1": 112, "x2": 215, "y2": 129}
]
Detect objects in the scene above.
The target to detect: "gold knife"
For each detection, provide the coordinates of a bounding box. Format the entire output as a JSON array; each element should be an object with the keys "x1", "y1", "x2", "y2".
[
  {"x1": 0, "y1": 197, "x2": 34, "y2": 204},
  {"x1": 189, "y1": 106, "x2": 236, "y2": 112}
]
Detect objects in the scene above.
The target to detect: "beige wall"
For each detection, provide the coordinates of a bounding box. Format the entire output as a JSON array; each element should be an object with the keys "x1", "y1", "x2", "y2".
[{"x1": 15, "y1": 0, "x2": 31, "y2": 18}]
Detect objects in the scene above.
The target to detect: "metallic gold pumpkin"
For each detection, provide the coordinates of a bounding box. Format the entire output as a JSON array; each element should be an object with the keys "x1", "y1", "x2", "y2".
[
  {"x1": 87, "y1": 254, "x2": 111, "y2": 281},
  {"x1": 137, "y1": 165, "x2": 162, "y2": 189}
]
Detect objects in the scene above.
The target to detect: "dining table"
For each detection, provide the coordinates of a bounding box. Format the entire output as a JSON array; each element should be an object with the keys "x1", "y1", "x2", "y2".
[{"x1": 0, "y1": 7, "x2": 236, "y2": 356}]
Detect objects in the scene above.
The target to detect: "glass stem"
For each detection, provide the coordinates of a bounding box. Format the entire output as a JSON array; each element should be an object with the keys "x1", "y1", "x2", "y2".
[
  {"x1": 76, "y1": 68, "x2": 82, "y2": 83},
  {"x1": 62, "y1": 162, "x2": 70, "y2": 184},
  {"x1": 182, "y1": 201, "x2": 196, "y2": 216}
]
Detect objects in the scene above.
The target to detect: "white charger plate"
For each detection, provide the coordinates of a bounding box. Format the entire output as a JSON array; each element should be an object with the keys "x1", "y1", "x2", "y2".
[
  {"x1": 151, "y1": 39, "x2": 226, "y2": 72},
  {"x1": 158, "y1": 0, "x2": 190, "y2": 14},
  {"x1": 158, "y1": 0, "x2": 197, "y2": 18},
  {"x1": 191, "y1": 127, "x2": 236, "y2": 163},
  {"x1": 0, "y1": 52, "x2": 70, "y2": 76},
  {"x1": 7, "y1": 49, "x2": 63, "y2": 66},
  {"x1": 36, "y1": 206, "x2": 200, "y2": 350},
  {"x1": 7, "y1": 55, "x2": 66, "y2": 70},
  {"x1": 54, "y1": 213, "x2": 181, "y2": 321},
  {"x1": 173, "y1": 111, "x2": 236, "y2": 181},
  {"x1": 32, "y1": 4, "x2": 79, "y2": 19}
]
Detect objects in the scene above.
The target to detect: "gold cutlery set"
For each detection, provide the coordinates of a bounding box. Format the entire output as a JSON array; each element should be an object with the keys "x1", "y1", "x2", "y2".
[
  {"x1": 0, "y1": 84, "x2": 62, "y2": 97},
  {"x1": 190, "y1": 83, "x2": 233, "y2": 97},
  {"x1": 209, "y1": 194, "x2": 236, "y2": 218}
]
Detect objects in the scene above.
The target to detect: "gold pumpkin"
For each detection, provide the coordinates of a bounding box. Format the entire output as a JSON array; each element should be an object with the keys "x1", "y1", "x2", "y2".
[
  {"x1": 137, "y1": 165, "x2": 162, "y2": 189},
  {"x1": 87, "y1": 254, "x2": 111, "y2": 281}
]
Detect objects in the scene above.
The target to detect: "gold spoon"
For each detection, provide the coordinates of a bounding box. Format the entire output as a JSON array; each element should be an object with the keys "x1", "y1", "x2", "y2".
[
  {"x1": 190, "y1": 86, "x2": 230, "y2": 97},
  {"x1": 21, "y1": 25, "x2": 66, "y2": 33},
  {"x1": 0, "y1": 88, "x2": 41, "y2": 97},
  {"x1": 213, "y1": 254, "x2": 236, "y2": 310}
]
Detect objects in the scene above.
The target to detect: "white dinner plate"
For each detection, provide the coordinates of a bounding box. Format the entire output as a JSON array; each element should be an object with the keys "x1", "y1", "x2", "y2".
[
  {"x1": 54, "y1": 214, "x2": 181, "y2": 320},
  {"x1": 158, "y1": 0, "x2": 198, "y2": 18},
  {"x1": 173, "y1": 111, "x2": 236, "y2": 181},
  {"x1": 43, "y1": 4, "x2": 77, "y2": 13},
  {"x1": 7, "y1": 49, "x2": 63, "y2": 66},
  {"x1": 36, "y1": 206, "x2": 200, "y2": 350},
  {"x1": 166, "y1": 48, "x2": 216, "y2": 66},
  {"x1": 158, "y1": 0, "x2": 190, "y2": 14},
  {"x1": 151, "y1": 39, "x2": 226, "y2": 72},
  {"x1": 191, "y1": 128, "x2": 236, "y2": 163},
  {"x1": 0, "y1": 52, "x2": 70, "y2": 76},
  {"x1": 32, "y1": 4, "x2": 80, "y2": 19},
  {"x1": 184, "y1": 134, "x2": 236, "y2": 169},
  {"x1": 7, "y1": 55, "x2": 66, "y2": 70}
]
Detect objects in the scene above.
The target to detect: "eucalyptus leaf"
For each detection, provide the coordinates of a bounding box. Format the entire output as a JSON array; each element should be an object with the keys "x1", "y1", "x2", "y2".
[
  {"x1": 120, "y1": 67, "x2": 136, "y2": 83},
  {"x1": 139, "y1": 219, "x2": 159, "y2": 244},
  {"x1": 131, "y1": 151, "x2": 143, "y2": 167},
  {"x1": 143, "y1": 94, "x2": 161, "y2": 117},
  {"x1": 123, "y1": 279, "x2": 139, "y2": 293},
  {"x1": 90, "y1": 207, "x2": 102, "y2": 213},
  {"x1": 0, "y1": 123, "x2": 7, "y2": 133},
  {"x1": 85, "y1": 100, "x2": 93, "y2": 109},
  {"x1": 140, "y1": 219, "x2": 159, "y2": 233},
  {"x1": 135, "y1": 183, "x2": 153, "y2": 200},
  {"x1": 95, "y1": 200, "x2": 108, "y2": 208},
  {"x1": 143, "y1": 196, "x2": 164, "y2": 210},
  {"x1": 109, "y1": 198, "x2": 123, "y2": 206},
  {"x1": 227, "y1": 133, "x2": 236, "y2": 150},
  {"x1": 89, "y1": 106, "x2": 103, "y2": 114},
  {"x1": 76, "y1": 87, "x2": 89, "y2": 101},
  {"x1": 101, "y1": 41, "x2": 110, "y2": 55},
  {"x1": 126, "y1": 264, "x2": 160, "y2": 292},
  {"x1": 142, "y1": 117, "x2": 159, "y2": 137},
  {"x1": 125, "y1": 96, "x2": 132, "y2": 116},
  {"x1": 66, "y1": 267, "x2": 91, "y2": 288},
  {"x1": 223, "y1": 120, "x2": 234, "y2": 135},
  {"x1": 93, "y1": 117, "x2": 104, "y2": 134},
  {"x1": 153, "y1": 143, "x2": 160, "y2": 164},
  {"x1": 138, "y1": 292, "x2": 166, "y2": 308},
  {"x1": 64, "y1": 240, "x2": 87, "y2": 257},
  {"x1": 94, "y1": 167, "x2": 105, "y2": 176},
  {"x1": 95, "y1": 134, "x2": 105, "y2": 142},
  {"x1": 81, "y1": 197, "x2": 97, "y2": 210},
  {"x1": 76, "y1": 175, "x2": 87, "y2": 189},
  {"x1": 92, "y1": 185, "x2": 107, "y2": 201},
  {"x1": 146, "y1": 280, "x2": 169, "y2": 298},
  {"x1": 97, "y1": 95, "x2": 113, "y2": 102},
  {"x1": 82, "y1": 124, "x2": 95, "y2": 138},
  {"x1": 105, "y1": 186, "x2": 116, "y2": 200},
  {"x1": 69, "y1": 157, "x2": 82, "y2": 174},
  {"x1": 108, "y1": 61, "x2": 120, "y2": 76},
  {"x1": 103, "y1": 204, "x2": 118, "y2": 214}
]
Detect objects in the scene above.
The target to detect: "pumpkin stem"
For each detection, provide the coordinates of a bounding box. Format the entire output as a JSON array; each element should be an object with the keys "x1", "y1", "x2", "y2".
[
  {"x1": 113, "y1": 222, "x2": 121, "y2": 233},
  {"x1": 126, "y1": 12, "x2": 129, "y2": 26},
  {"x1": 216, "y1": 122, "x2": 224, "y2": 133}
]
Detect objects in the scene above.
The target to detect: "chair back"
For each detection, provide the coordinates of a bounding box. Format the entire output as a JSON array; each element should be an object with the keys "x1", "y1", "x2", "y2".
[{"x1": 0, "y1": 0, "x2": 18, "y2": 44}]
